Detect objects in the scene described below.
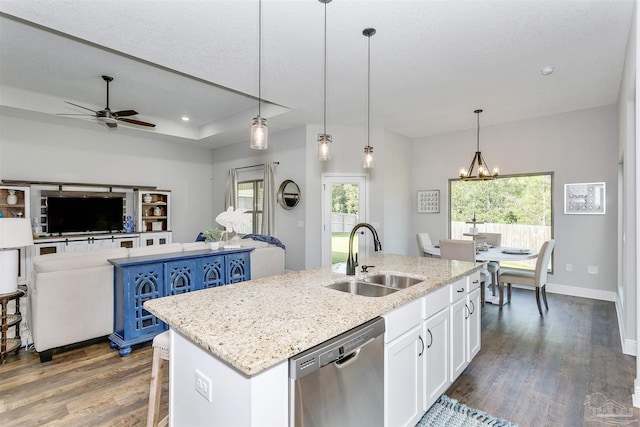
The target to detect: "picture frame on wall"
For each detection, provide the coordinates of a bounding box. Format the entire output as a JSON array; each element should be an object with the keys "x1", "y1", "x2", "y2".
[
  {"x1": 417, "y1": 190, "x2": 439, "y2": 213},
  {"x1": 564, "y1": 182, "x2": 606, "y2": 214}
]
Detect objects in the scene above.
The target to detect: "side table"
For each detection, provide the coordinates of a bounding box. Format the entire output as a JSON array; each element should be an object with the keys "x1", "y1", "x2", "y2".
[{"x1": 0, "y1": 288, "x2": 25, "y2": 364}]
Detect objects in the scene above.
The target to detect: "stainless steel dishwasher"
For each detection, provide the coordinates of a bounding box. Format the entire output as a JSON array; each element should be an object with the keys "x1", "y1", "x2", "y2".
[{"x1": 289, "y1": 317, "x2": 385, "y2": 427}]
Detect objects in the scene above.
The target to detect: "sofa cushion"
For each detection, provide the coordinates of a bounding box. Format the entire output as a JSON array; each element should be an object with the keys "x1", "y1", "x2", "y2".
[{"x1": 33, "y1": 248, "x2": 130, "y2": 273}]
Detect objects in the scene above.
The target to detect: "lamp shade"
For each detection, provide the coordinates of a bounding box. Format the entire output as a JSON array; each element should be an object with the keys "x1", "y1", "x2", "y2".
[{"x1": 0, "y1": 218, "x2": 35, "y2": 249}]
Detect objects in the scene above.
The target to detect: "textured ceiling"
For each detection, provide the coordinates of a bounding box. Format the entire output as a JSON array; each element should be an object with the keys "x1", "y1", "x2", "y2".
[{"x1": 0, "y1": 0, "x2": 635, "y2": 148}]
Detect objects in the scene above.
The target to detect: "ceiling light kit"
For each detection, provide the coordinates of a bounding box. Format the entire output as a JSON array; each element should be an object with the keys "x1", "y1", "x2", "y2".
[
  {"x1": 250, "y1": 0, "x2": 268, "y2": 150},
  {"x1": 362, "y1": 27, "x2": 376, "y2": 169},
  {"x1": 317, "y1": 0, "x2": 332, "y2": 161},
  {"x1": 459, "y1": 109, "x2": 498, "y2": 181}
]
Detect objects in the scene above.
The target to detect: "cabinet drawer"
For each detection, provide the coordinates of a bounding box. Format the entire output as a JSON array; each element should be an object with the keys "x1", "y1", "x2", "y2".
[
  {"x1": 467, "y1": 271, "x2": 482, "y2": 292},
  {"x1": 451, "y1": 278, "x2": 466, "y2": 303},
  {"x1": 383, "y1": 298, "x2": 422, "y2": 343},
  {"x1": 423, "y1": 284, "x2": 450, "y2": 319}
]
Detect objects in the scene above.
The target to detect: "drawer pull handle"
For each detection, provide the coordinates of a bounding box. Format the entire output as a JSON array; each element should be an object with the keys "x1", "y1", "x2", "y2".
[
  {"x1": 472, "y1": 280, "x2": 479, "y2": 284},
  {"x1": 457, "y1": 288, "x2": 465, "y2": 293},
  {"x1": 427, "y1": 328, "x2": 433, "y2": 349}
]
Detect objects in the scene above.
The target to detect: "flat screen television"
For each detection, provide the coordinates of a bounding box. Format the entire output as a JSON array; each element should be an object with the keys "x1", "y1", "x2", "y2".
[{"x1": 47, "y1": 196, "x2": 124, "y2": 234}]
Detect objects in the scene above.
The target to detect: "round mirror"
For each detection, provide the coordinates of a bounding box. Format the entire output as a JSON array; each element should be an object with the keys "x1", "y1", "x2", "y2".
[{"x1": 277, "y1": 180, "x2": 301, "y2": 209}]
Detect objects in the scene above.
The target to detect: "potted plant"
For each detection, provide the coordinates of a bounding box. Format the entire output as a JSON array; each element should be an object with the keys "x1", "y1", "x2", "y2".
[{"x1": 203, "y1": 227, "x2": 223, "y2": 250}]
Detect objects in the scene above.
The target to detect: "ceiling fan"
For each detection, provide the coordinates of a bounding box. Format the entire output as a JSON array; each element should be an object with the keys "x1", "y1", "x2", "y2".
[{"x1": 58, "y1": 75, "x2": 156, "y2": 129}]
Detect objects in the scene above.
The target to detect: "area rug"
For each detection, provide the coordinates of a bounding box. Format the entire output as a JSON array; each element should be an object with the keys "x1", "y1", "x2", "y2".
[{"x1": 416, "y1": 395, "x2": 519, "y2": 427}]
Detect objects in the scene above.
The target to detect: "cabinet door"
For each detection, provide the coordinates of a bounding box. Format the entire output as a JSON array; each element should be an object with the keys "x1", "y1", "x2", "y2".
[
  {"x1": 423, "y1": 308, "x2": 450, "y2": 410},
  {"x1": 385, "y1": 325, "x2": 424, "y2": 427},
  {"x1": 226, "y1": 252, "x2": 250, "y2": 283},
  {"x1": 467, "y1": 287, "x2": 481, "y2": 362},
  {"x1": 197, "y1": 256, "x2": 226, "y2": 289},
  {"x1": 166, "y1": 260, "x2": 198, "y2": 295},
  {"x1": 450, "y1": 297, "x2": 467, "y2": 380},
  {"x1": 123, "y1": 264, "x2": 165, "y2": 339}
]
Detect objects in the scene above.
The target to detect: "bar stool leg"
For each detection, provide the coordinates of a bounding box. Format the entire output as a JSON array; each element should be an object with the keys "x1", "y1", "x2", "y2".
[{"x1": 147, "y1": 348, "x2": 164, "y2": 427}]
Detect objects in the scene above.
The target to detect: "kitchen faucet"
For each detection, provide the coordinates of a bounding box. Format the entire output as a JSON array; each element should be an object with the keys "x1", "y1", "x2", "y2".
[{"x1": 346, "y1": 223, "x2": 382, "y2": 275}]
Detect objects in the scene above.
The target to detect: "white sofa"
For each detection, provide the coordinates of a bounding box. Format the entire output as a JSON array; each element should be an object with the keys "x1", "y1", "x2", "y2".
[{"x1": 29, "y1": 239, "x2": 285, "y2": 362}]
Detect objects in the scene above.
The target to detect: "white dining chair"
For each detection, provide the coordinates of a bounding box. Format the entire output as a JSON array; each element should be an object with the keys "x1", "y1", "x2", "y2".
[
  {"x1": 498, "y1": 239, "x2": 556, "y2": 316},
  {"x1": 478, "y1": 233, "x2": 502, "y2": 294},
  {"x1": 416, "y1": 232, "x2": 432, "y2": 257},
  {"x1": 439, "y1": 239, "x2": 488, "y2": 305}
]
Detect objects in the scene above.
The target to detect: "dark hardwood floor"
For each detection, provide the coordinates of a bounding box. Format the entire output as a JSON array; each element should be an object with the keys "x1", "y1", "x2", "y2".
[
  {"x1": 447, "y1": 287, "x2": 640, "y2": 427},
  {"x1": 0, "y1": 287, "x2": 638, "y2": 426}
]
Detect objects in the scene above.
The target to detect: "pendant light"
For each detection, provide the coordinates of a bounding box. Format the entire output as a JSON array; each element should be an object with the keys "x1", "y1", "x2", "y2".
[
  {"x1": 362, "y1": 27, "x2": 376, "y2": 169},
  {"x1": 317, "y1": 0, "x2": 332, "y2": 161},
  {"x1": 250, "y1": 0, "x2": 268, "y2": 150},
  {"x1": 459, "y1": 109, "x2": 498, "y2": 180}
]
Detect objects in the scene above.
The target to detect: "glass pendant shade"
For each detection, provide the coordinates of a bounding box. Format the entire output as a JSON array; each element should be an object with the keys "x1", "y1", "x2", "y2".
[
  {"x1": 363, "y1": 146, "x2": 374, "y2": 168},
  {"x1": 318, "y1": 133, "x2": 332, "y2": 161},
  {"x1": 250, "y1": 116, "x2": 268, "y2": 150}
]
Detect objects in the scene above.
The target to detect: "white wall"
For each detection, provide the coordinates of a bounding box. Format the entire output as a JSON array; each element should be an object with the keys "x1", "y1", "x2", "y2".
[
  {"x1": 0, "y1": 111, "x2": 213, "y2": 243},
  {"x1": 412, "y1": 105, "x2": 619, "y2": 296},
  {"x1": 210, "y1": 126, "x2": 307, "y2": 272}
]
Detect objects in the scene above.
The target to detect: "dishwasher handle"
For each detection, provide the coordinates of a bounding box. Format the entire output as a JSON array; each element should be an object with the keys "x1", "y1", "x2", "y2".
[{"x1": 334, "y1": 348, "x2": 362, "y2": 368}]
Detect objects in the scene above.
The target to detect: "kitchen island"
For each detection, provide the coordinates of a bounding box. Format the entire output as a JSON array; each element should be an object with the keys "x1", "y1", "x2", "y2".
[{"x1": 144, "y1": 254, "x2": 482, "y2": 426}]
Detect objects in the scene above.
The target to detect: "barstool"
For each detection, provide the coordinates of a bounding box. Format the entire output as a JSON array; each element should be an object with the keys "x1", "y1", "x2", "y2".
[{"x1": 147, "y1": 330, "x2": 170, "y2": 427}]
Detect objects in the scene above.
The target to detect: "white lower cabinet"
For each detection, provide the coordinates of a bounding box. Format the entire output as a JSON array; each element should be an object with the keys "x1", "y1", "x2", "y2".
[
  {"x1": 467, "y1": 286, "x2": 481, "y2": 361},
  {"x1": 383, "y1": 272, "x2": 483, "y2": 425},
  {"x1": 383, "y1": 298, "x2": 423, "y2": 427},
  {"x1": 450, "y1": 278, "x2": 468, "y2": 380},
  {"x1": 423, "y1": 307, "x2": 450, "y2": 410}
]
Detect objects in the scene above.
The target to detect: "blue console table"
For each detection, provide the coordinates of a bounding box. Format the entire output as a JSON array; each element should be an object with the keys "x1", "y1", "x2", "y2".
[{"x1": 108, "y1": 248, "x2": 252, "y2": 356}]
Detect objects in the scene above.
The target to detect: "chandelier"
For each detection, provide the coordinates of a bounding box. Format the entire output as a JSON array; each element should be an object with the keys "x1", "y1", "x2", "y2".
[{"x1": 459, "y1": 109, "x2": 498, "y2": 180}]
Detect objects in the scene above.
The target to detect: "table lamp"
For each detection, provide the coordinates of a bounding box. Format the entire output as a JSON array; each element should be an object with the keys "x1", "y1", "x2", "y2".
[{"x1": 0, "y1": 218, "x2": 34, "y2": 294}]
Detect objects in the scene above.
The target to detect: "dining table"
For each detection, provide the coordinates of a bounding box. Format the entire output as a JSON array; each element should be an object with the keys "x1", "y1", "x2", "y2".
[{"x1": 422, "y1": 244, "x2": 538, "y2": 305}]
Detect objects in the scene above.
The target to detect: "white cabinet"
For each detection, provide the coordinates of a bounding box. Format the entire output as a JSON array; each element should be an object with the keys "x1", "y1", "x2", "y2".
[
  {"x1": 139, "y1": 231, "x2": 172, "y2": 247},
  {"x1": 422, "y1": 283, "x2": 451, "y2": 410},
  {"x1": 0, "y1": 185, "x2": 31, "y2": 285},
  {"x1": 467, "y1": 272, "x2": 482, "y2": 362},
  {"x1": 383, "y1": 298, "x2": 423, "y2": 427},
  {"x1": 33, "y1": 234, "x2": 140, "y2": 255},
  {"x1": 450, "y1": 278, "x2": 468, "y2": 380}
]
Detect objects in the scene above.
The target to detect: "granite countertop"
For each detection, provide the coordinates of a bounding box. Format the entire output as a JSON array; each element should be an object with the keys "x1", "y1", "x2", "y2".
[{"x1": 144, "y1": 254, "x2": 481, "y2": 376}]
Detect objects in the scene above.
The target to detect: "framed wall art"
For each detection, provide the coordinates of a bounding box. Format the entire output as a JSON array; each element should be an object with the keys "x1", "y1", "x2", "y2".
[
  {"x1": 564, "y1": 182, "x2": 606, "y2": 214},
  {"x1": 417, "y1": 190, "x2": 439, "y2": 213}
]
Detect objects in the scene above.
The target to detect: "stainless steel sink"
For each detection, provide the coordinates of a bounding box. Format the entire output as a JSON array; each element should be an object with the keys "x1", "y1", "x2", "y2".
[
  {"x1": 326, "y1": 281, "x2": 399, "y2": 297},
  {"x1": 362, "y1": 274, "x2": 422, "y2": 289}
]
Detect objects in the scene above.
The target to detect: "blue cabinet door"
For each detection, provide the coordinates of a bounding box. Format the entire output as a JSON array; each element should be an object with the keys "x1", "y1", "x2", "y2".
[
  {"x1": 197, "y1": 255, "x2": 226, "y2": 289},
  {"x1": 166, "y1": 259, "x2": 198, "y2": 295},
  {"x1": 226, "y1": 252, "x2": 251, "y2": 283}
]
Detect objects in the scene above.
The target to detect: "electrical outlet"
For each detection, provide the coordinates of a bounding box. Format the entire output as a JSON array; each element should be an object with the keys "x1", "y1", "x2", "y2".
[
  {"x1": 588, "y1": 265, "x2": 599, "y2": 275},
  {"x1": 195, "y1": 369, "x2": 212, "y2": 402},
  {"x1": 565, "y1": 264, "x2": 573, "y2": 272}
]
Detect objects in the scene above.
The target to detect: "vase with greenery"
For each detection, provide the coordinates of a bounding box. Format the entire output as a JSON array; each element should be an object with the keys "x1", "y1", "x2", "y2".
[{"x1": 203, "y1": 227, "x2": 223, "y2": 250}]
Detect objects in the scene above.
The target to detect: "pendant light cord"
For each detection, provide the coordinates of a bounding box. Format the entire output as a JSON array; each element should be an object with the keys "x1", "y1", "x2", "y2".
[
  {"x1": 367, "y1": 31, "x2": 371, "y2": 148},
  {"x1": 476, "y1": 111, "x2": 480, "y2": 152},
  {"x1": 323, "y1": 0, "x2": 327, "y2": 135},
  {"x1": 258, "y1": 0, "x2": 262, "y2": 118}
]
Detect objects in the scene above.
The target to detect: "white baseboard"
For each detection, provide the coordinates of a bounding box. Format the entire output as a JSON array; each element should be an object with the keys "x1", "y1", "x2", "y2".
[
  {"x1": 614, "y1": 293, "x2": 637, "y2": 356},
  {"x1": 544, "y1": 282, "x2": 616, "y2": 302}
]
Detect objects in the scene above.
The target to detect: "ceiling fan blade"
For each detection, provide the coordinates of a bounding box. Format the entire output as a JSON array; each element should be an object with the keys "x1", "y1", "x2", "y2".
[
  {"x1": 64, "y1": 101, "x2": 98, "y2": 114},
  {"x1": 119, "y1": 117, "x2": 156, "y2": 128},
  {"x1": 114, "y1": 109, "x2": 138, "y2": 117},
  {"x1": 56, "y1": 113, "x2": 95, "y2": 116}
]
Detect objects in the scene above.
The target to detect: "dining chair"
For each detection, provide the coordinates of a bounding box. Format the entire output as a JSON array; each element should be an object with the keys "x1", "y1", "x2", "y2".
[
  {"x1": 498, "y1": 239, "x2": 556, "y2": 316},
  {"x1": 478, "y1": 233, "x2": 502, "y2": 294},
  {"x1": 439, "y1": 239, "x2": 488, "y2": 305},
  {"x1": 416, "y1": 232, "x2": 432, "y2": 257}
]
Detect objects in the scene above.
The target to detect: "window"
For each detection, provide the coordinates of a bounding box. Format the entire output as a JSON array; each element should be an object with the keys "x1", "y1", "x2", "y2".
[
  {"x1": 449, "y1": 172, "x2": 553, "y2": 271},
  {"x1": 237, "y1": 179, "x2": 263, "y2": 234}
]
